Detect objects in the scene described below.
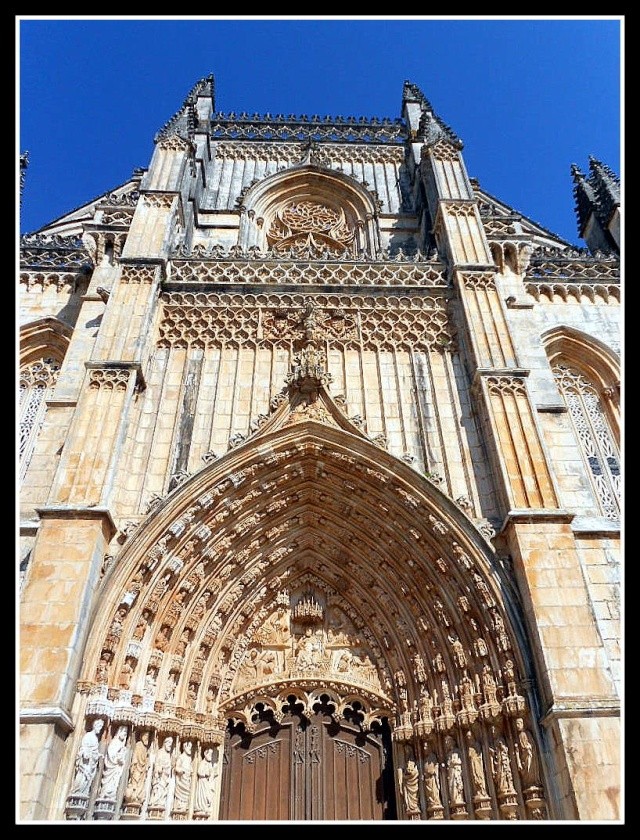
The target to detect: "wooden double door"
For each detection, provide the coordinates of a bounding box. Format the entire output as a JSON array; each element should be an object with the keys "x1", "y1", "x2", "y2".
[{"x1": 220, "y1": 705, "x2": 396, "y2": 821}]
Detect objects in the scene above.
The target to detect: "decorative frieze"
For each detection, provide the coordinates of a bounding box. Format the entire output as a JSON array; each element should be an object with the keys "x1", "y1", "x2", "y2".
[
  {"x1": 100, "y1": 189, "x2": 140, "y2": 207},
  {"x1": 526, "y1": 248, "x2": 619, "y2": 282},
  {"x1": 119, "y1": 264, "x2": 159, "y2": 284},
  {"x1": 458, "y1": 272, "x2": 497, "y2": 290},
  {"x1": 486, "y1": 376, "x2": 528, "y2": 398},
  {"x1": 168, "y1": 252, "x2": 447, "y2": 285},
  {"x1": 213, "y1": 140, "x2": 406, "y2": 164},
  {"x1": 210, "y1": 113, "x2": 406, "y2": 144},
  {"x1": 100, "y1": 208, "x2": 135, "y2": 226},
  {"x1": 158, "y1": 292, "x2": 454, "y2": 351},
  {"x1": 482, "y1": 218, "x2": 518, "y2": 236},
  {"x1": 88, "y1": 368, "x2": 131, "y2": 391},
  {"x1": 20, "y1": 272, "x2": 86, "y2": 292},
  {"x1": 429, "y1": 140, "x2": 460, "y2": 163},
  {"x1": 143, "y1": 193, "x2": 176, "y2": 210},
  {"x1": 524, "y1": 282, "x2": 620, "y2": 304},
  {"x1": 156, "y1": 135, "x2": 193, "y2": 153},
  {"x1": 20, "y1": 233, "x2": 92, "y2": 270}
]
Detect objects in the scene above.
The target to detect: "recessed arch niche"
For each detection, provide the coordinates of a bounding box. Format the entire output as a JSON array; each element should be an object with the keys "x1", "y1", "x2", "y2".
[
  {"x1": 238, "y1": 165, "x2": 381, "y2": 257},
  {"x1": 65, "y1": 421, "x2": 550, "y2": 821}
]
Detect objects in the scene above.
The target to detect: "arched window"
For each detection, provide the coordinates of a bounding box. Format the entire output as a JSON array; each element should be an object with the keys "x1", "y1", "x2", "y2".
[
  {"x1": 19, "y1": 356, "x2": 61, "y2": 481},
  {"x1": 544, "y1": 327, "x2": 620, "y2": 520},
  {"x1": 550, "y1": 355, "x2": 620, "y2": 521},
  {"x1": 237, "y1": 166, "x2": 380, "y2": 256}
]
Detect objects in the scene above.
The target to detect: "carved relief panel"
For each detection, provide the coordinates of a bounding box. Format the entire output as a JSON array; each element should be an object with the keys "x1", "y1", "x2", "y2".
[{"x1": 231, "y1": 591, "x2": 384, "y2": 699}]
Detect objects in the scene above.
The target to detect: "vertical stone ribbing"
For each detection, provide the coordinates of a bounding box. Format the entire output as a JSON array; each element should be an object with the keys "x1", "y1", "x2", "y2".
[{"x1": 482, "y1": 376, "x2": 558, "y2": 510}]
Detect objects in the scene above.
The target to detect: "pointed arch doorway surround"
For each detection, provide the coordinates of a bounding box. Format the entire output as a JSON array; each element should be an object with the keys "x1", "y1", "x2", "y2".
[{"x1": 69, "y1": 417, "x2": 550, "y2": 822}]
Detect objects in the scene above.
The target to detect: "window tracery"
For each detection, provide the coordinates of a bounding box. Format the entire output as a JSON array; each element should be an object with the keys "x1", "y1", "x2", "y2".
[
  {"x1": 19, "y1": 357, "x2": 61, "y2": 480},
  {"x1": 267, "y1": 200, "x2": 355, "y2": 256},
  {"x1": 552, "y1": 363, "x2": 620, "y2": 519}
]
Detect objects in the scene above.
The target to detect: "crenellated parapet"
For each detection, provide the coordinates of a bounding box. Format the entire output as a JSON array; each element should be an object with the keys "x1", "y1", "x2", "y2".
[{"x1": 210, "y1": 112, "x2": 406, "y2": 144}]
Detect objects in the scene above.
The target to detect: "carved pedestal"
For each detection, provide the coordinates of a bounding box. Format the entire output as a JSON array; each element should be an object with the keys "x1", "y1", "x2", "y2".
[
  {"x1": 146, "y1": 805, "x2": 166, "y2": 820},
  {"x1": 171, "y1": 810, "x2": 188, "y2": 821},
  {"x1": 65, "y1": 794, "x2": 89, "y2": 820},
  {"x1": 498, "y1": 792, "x2": 519, "y2": 820},
  {"x1": 406, "y1": 808, "x2": 421, "y2": 821},
  {"x1": 93, "y1": 798, "x2": 116, "y2": 820},
  {"x1": 426, "y1": 805, "x2": 445, "y2": 820},
  {"x1": 449, "y1": 803, "x2": 469, "y2": 820},
  {"x1": 472, "y1": 795, "x2": 493, "y2": 820},
  {"x1": 192, "y1": 812, "x2": 210, "y2": 821},
  {"x1": 524, "y1": 787, "x2": 546, "y2": 819},
  {"x1": 119, "y1": 802, "x2": 142, "y2": 820}
]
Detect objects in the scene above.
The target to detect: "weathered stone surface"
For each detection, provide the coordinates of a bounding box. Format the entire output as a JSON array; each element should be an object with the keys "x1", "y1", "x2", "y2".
[{"x1": 19, "y1": 76, "x2": 620, "y2": 823}]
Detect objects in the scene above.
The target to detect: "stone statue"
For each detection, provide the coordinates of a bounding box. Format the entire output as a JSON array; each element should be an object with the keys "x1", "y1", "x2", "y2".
[
  {"x1": 515, "y1": 718, "x2": 541, "y2": 788},
  {"x1": 123, "y1": 729, "x2": 151, "y2": 805},
  {"x1": 69, "y1": 718, "x2": 105, "y2": 798},
  {"x1": 449, "y1": 633, "x2": 466, "y2": 668},
  {"x1": 459, "y1": 674, "x2": 476, "y2": 712},
  {"x1": 445, "y1": 736, "x2": 465, "y2": 806},
  {"x1": 117, "y1": 658, "x2": 135, "y2": 690},
  {"x1": 144, "y1": 666, "x2": 158, "y2": 695},
  {"x1": 175, "y1": 629, "x2": 191, "y2": 657},
  {"x1": 172, "y1": 740, "x2": 194, "y2": 812},
  {"x1": 295, "y1": 628, "x2": 324, "y2": 669},
  {"x1": 491, "y1": 735, "x2": 516, "y2": 795},
  {"x1": 96, "y1": 725, "x2": 128, "y2": 801},
  {"x1": 95, "y1": 651, "x2": 112, "y2": 684},
  {"x1": 413, "y1": 653, "x2": 427, "y2": 683},
  {"x1": 154, "y1": 624, "x2": 171, "y2": 652},
  {"x1": 401, "y1": 759, "x2": 420, "y2": 814},
  {"x1": 108, "y1": 606, "x2": 128, "y2": 638},
  {"x1": 148, "y1": 736, "x2": 174, "y2": 810},
  {"x1": 481, "y1": 664, "x2": 499, "y2": 705},
  {"x1": 194, "y1": 746, "x2": 215, "y2": 816},
  {"x1": 465, "y1": 730, "x2": 489, "y2": 798},
  {"x1": 132, "y1": 609, "x2": 150, "y2": 641},
  {"x1": 424, "y1": 752, "x2": 443, "y2": 810},
  {"x1": 163, "y1": 670, "x2": 179, "y2": 703}
]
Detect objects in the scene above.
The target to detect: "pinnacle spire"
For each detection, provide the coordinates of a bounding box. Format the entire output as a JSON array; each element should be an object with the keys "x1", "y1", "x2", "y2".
[
  {"x1": 572, "y1": 157, "x2": 620, "y2": 254},
  {"x1": 402, "y1": 80, "x2": 462, "y2": 149},
  {"x1": 154, "y1": 74, "x2": 216, "y2": 144},
  {"x1": 570, "y1": 163, "x2": 584, "y2": 182}
]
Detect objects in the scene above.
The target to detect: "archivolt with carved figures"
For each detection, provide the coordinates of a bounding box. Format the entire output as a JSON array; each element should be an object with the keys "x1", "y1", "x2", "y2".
[{"x1": 65, "y1": 421, "x2": 549, "y2": 821}]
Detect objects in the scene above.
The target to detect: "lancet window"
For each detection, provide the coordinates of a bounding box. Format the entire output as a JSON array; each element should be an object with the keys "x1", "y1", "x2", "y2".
[
  {"x1": 19, "y1": 356, "x2": 61, "y2": 481},
  {"x1": 552, "y1": 362, "x2": 620, "y2": 519}
]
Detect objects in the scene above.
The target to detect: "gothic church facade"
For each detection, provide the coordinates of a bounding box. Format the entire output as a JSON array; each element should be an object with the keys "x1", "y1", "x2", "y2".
[{"x1": 19, "y1": 76, "x2": 621, "y2": 822}]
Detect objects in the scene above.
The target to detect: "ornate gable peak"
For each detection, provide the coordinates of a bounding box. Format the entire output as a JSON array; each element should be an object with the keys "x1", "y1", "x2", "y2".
[
  {"x1": 230, "y1": 344, "x2": 369, "y2": 446},
  {"x1": 154, "y1": 74, "x2": 214, "y2": 145},
  {"x1": 572, "y1": 157, "x2": 620, "y2": 235},
  {"x1": 402, "y1": 80, "x2": 463, "y2": 149}
]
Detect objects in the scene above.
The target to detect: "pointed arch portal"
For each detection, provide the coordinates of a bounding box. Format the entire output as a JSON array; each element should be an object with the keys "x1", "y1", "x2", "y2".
[{"x1": 66, "y1": 405, "x2": 550, "y2": 821}]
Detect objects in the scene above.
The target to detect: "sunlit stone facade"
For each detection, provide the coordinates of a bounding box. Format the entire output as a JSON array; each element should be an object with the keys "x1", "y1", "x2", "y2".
[{"x1": 19, "y1": 77, "x2": 621, "y2": 822}]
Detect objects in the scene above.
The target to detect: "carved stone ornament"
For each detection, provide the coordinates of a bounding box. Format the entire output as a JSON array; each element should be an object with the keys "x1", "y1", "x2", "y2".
[
  {"x1": 228, "y1": 598, "x2": 385, "y2": 704},
  {"x1": 267, "y1": 200, "x2": 355, "y2": 256}
]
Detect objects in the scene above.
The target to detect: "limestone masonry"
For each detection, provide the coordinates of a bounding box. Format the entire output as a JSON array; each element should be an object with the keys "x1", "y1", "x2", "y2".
[{"x1": 19, "y1": 76, "x2": 621, "y2": 822}]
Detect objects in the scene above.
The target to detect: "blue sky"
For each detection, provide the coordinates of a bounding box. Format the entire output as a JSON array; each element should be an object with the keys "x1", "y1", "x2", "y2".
[{"x1": 18, "y1": 16, "x2": 622, "y2": 245}]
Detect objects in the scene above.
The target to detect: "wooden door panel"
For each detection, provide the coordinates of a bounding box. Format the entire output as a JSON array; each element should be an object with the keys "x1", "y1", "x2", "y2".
[
  {"x1": 323, "y1": 730, "x2": 383, "y2": 820},
  {"x1": 220, "y1": 711, "x2": 391, "y2": 821},
  {"x1": 222, "y1": 724, "x2": 292, "y2": 821}
]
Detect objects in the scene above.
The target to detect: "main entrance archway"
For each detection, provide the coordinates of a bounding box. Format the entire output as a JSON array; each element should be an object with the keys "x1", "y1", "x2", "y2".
[{"x1": 60, "y1": 409, "x2": 552, "y2": 821}]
